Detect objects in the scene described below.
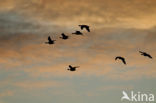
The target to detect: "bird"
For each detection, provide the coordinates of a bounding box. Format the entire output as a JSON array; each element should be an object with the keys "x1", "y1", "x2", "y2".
[
  {"x1": 115, "y1": 56, "x2": 126, "y2": 65},
  {"x1": 79, "y1": 25, "x2": 90, "y2": 32},
  {"x1": 121, "y1": 91, "x2": 131, "y2": 101},
  {"x1": 72, "y1": 31, "x2": 83, "y2": 35},
  {"x1": 60, "y1": 33, "x2": 69, "y2": 40},
  {"x1": 45, "y1": 36, "x2": 56, "y2": 44},
  {"x1": 139, "y1": 51, "x2": 153, "y2": 59},
  {"x1": 67, "y1": 65, "x2": 80, "y2": 71}
]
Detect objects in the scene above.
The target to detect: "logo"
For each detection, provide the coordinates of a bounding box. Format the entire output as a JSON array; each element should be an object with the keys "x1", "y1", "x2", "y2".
[{"x1": 121, "y1": 91, "x2": 155, "y2": 102}]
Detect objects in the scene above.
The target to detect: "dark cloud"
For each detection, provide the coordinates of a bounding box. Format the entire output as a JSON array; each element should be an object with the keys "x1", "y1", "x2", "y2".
[{"x1": 1, "y1": 0, "x2": 156, "y2": 28}]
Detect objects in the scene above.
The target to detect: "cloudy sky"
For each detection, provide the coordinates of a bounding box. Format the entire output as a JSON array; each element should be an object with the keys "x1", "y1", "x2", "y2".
[{"x1": 0, "y1": 0, "x2": 156, "y2": 103}]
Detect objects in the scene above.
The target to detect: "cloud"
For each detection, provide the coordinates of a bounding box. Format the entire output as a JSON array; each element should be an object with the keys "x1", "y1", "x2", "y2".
[
  {"x1": 1, "y1": 0, "x2": 156, "y2": 29},
  {"x1": 14, "y1": 81, "x2": 65, "y2": 89},
  {"x1": 0, "y1": 1, "x2": 156, "y2": 103},
  {"x1": 0, "y1": 0, "x2": 156, "y2": 81},
  {"x1": 0, "y1": 26, "x2": 156, "y2": 81},
  {"x1": 0, "y1": 91, "x2": 13, "y2": 97}
]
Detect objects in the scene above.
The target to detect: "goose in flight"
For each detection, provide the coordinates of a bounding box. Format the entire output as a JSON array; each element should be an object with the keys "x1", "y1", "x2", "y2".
[
  {"x1": 45, "y1": 36, "x2": 56, "y2": 44},
  {"x1": 60, "y1": 33, "x2": 69, "y2": 40},
  {"x1": 67, "y1": 65, "x2": 80, "y2": 71},
  {"x1": 115, "y1": 56, "x2": 126, "y2": 65},
  {"x1": 72, "y1": 31, "x2": 83, "y2": 35},
  {"x1": 79, "y1": 25, "x2": 90, "y2": 32},
  {"x1": 139, "y1": 51, "x2": 153, "y2": 59}
]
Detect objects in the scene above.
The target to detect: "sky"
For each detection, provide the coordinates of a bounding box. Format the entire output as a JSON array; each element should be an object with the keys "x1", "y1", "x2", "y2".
[{"x1": 0, "y1": 0, "x2": 156, "y2": 103}]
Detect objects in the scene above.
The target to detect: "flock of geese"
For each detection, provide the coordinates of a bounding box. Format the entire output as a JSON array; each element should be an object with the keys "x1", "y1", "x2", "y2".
[
  {"x1": 45, "y1": 25, "x2": 153, "y2": 71},
  {"x1": 115, "y1": 51, "x2": 153, "y2": 65},
  {"x1": 45, "y1": 25, "x2": 90, "y2": 45}
]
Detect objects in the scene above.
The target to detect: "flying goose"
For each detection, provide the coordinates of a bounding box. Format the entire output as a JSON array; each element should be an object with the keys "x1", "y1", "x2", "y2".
[
  {"x1": 139, "y1": 51, "x2": 153, "y2": 59},
  {"x1": 115, "y1": 56, "x2": 126, "y2": 65},
  {"x1": 60, "y1": 33, "x2": 69, "y2": 40},
  {"x1": 67, "y1": 65, "x2": 80, "y2": 71},
  {"x1": 79, "y1": 25, "x2": 90, "y2": 32},
  {"x1": 72, "y1": 31, "x2": 83, "y2": 35},
  {"x1": 45, "y1": 36, "x2": 56, "y2": 44}
]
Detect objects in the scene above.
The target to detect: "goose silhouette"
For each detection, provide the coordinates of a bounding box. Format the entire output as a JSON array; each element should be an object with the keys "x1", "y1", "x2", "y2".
[
  {"x1": 72, "y1": 31, "x2": 83, "y2": 35},
  {"x1": 115, "y1": 56, "x2": 126, "y2": 65},
  {"x1": 79, "y1": 25, "x2": 90, "y2": 32},
  {"x1": 67, "y1": 65, "x2": 80, "y2": 71},
  {"x1": 60, "y1": 33, "x2": 69, "y2": 40},
  {"x1": 45, "y1": 36, "x2": 56, "y2": 44},
  {"x1": 139, "y1": 51, "x2": 153, "y2": 59}
]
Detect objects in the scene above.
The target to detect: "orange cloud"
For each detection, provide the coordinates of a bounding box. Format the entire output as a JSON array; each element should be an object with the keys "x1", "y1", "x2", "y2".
[
  {"x1": 0, "y1": 0, "x2": 156, "y2": 80},
  {"x1": 0, "y1": 90, "x2": 14, "y2": 97},
  {"x1": 14, "y1": 81, "x2": 65, "y2": 89},
  {"x1": 0, "y1": 26, "x2": 156, "y2": 81}
]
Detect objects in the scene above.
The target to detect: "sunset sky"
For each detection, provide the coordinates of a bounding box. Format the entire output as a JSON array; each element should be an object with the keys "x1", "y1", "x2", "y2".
[{"x1": 0, "y1": 0, "x2": 156, "y2": 103}]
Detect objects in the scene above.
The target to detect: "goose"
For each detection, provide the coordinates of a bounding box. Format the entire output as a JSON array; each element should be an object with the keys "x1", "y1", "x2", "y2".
[
  {"x1": 79, "y1": 25, "x2": 90, "y2": 32},
  {"x1": 67, "y1": 65, "x2": 80, "y2": 71},
  {"x1": 115, "y1": 56, "x2": 126, "y2": 65},
  {"x1": 72, "y1": 31, "x2": 83, "y2": 35},
  {"x1": 60, "y1": 33, "x2": 69, "y2": 40},
  {"x1": 45, "y1": 36, "x2": 56, "y2": 44},
  {"x1": 139, "y1": 51, "x2": 153, "y2": 59}
]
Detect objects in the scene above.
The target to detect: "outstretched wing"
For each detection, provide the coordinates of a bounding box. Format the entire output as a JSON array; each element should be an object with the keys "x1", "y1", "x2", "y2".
[
  {"x1": 79, "y1": 25, "x2": 84, "y2": 30},
  {"x1": 74, "y1": 66, "x2": 80, "y2": 68},
  {"x1": 81, "y1": 26, "x2": 84, "y2": 30},
  {"x1": 121, "y1": 58, "x2": 126, "y2": 65},
  {"x1": 69, "y1": 65, "x2": 73, "y2": 69},
  {"x1": 86, "y1": 26, "x2": 90, "y2": 32},
  {"x1": 48, "y1": 36, "x2": 52, "y2": 42},
  {"x1": 61, "y1": 33, "x2": 65, "y2": 37},
  {"x1": 147, "y1": 54, "x2": 152, "y2": 59},
  {"x1": 139, "y1": 51, "x2": 144, "y2": 54},
  {"x1": 115, "y1": 57, "x2": 119, "y2": 60}
]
